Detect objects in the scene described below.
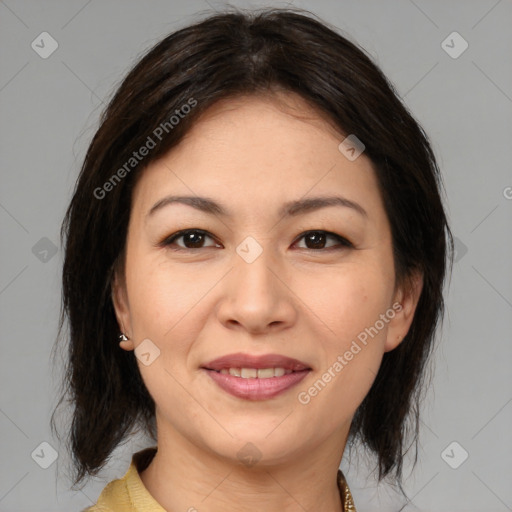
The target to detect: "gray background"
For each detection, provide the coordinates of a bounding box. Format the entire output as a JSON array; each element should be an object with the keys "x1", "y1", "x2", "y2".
[{"x1": 0, "y1": 1, "x2": 511, "y2": 511}]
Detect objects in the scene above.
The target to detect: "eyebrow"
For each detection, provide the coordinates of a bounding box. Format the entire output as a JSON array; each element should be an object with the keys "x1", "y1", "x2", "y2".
[{"x1": 146, "y1": 194, "x2": 368, "y2": 221}]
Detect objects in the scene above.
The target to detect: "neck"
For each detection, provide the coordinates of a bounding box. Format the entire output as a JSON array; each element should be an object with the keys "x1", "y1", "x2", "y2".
[{"x1": 140, "y1": 421, "x2": 349, "y2": 512}]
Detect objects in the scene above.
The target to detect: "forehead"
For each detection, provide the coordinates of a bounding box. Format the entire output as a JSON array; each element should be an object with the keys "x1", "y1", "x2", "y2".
[
  {"x1": 193, "y1": 91, "x2": 345, "y2": 137},
  {"x1": 131, "y1": 92, "x2": 385, "y2": 225}
]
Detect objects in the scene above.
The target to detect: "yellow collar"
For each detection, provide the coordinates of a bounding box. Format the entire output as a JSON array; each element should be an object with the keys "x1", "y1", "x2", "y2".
[{"x1": 87, "y1": 446, "x2": 357, "y2": 511}]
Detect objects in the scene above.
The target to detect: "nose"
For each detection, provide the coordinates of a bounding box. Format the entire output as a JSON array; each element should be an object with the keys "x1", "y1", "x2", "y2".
[{"x1": 216, "y1": 248, "x2": 298, "y2": 336}]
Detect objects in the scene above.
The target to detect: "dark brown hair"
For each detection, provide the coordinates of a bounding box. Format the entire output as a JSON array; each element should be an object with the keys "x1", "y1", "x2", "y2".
[{"x1": 51, "y1": 6, "x2": 454, "y2": 495}]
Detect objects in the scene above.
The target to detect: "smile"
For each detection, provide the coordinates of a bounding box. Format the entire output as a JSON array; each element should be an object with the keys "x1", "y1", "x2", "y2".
[
  {"x1": 202, "y1": 352, "x2": 312, "y2": 400},
  {"x1": 218, "y1": 367, "x2": 292, "y2": 378}
]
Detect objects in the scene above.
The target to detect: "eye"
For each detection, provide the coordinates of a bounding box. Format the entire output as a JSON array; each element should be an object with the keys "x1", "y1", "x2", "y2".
[
  {"x1": 159, "y1": 229, "x2": 353, "y2": 252},
  {"x1": 293, "y1": 230, "x2": 353, "y2": 251},
  {"x1": 160, "y1": 229, "x2": 220, "y2": 250}
]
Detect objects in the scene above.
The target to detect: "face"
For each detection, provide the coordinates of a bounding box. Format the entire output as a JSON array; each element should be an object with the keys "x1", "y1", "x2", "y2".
[{"x1": 112, "y1": 92, "x2": 422, "y2": 467}]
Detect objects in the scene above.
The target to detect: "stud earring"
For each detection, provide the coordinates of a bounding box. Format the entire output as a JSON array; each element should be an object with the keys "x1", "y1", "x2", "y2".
[{"x1": 119, "y1": 333, "x2": 129, "y2": 342}]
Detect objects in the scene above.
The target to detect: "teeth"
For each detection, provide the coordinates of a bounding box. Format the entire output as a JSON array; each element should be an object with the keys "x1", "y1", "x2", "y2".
[
  {"x1": 219, "y1": 367, "x2": 291, "y2": 378},
  {"x1": 257, "y1": 368, "x2": 274, "y2": 378}
]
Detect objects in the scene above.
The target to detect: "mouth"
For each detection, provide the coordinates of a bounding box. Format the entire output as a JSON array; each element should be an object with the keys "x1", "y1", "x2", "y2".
[{"x1": 201, "y1": 353, "x2": 312, "y2": 400}]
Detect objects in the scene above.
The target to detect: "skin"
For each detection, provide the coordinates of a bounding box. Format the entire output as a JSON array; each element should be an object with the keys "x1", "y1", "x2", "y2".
[{"x1": 112, "y1": 92, "x2": 423, "y2": 512}]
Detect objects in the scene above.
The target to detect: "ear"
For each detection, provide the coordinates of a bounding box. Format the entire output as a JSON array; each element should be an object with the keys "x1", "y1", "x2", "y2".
[
  {"x1": 384, "y1": 270, "x2": 424, "y2": 352},
  {"x1": 111, "y1": 265, "x2": 135, "y2": 351}
]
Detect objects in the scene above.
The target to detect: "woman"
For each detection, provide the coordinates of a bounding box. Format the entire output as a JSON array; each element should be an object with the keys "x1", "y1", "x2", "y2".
[{"x1": 52, "y1": 7, "x2": 453, "y2": 512}]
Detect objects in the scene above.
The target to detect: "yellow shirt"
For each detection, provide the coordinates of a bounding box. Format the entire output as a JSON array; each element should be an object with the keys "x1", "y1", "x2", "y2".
[{"x1": 83, "y1": 446, "x2": 356, "y2": 511}]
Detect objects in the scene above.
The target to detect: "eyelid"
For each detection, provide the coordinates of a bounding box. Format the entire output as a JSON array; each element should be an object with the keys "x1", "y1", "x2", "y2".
[
  {"x1": 158, "y1": 229, "x2": 220, "y2": 249},
  {"x1": 159, "y1": 228, "x2": 353, "y2": 251},
  {"x1": 292, "y1": 230, "x2": 353, "y2": 249}
]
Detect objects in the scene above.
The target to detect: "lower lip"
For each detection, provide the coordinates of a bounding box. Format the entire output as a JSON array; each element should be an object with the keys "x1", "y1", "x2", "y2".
[{"x1": 204, "y1": 369, "x2": 310, "y2": 400}]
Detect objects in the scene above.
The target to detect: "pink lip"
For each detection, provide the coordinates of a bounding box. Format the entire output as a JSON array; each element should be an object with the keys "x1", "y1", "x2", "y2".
[
  {"x1": 203, "y1": 352, "x2": 311, "y2": 372},
  {"x1": 201, "y1": 353, "x2": 311, "y2": 401}
]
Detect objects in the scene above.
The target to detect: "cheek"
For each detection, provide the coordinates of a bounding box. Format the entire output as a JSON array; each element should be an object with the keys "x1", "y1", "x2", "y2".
[
  {"x1": 297, "y1": 277, "x2": 389, "y2": 429},
  {"x1": 300, "y1": 352, "x2": 381, "y2": 434},
  {"x1": 124, "y1": 255, "x2": 205, "y2": 413},
  {"x1": 296, "y1": 261, "x2": 392, "y2": 408},
  {"x1": 299, "y1": 260, "x2": 393, "y2": 342},
  {"x1": 125, "y1": 250, "x2": 206, "y2": 337}
]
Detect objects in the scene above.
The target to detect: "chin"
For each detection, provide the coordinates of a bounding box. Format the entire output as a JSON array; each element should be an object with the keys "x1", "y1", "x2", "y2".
[{"x1": 200, "y1": 425, "x2": 308, "y2": 468}]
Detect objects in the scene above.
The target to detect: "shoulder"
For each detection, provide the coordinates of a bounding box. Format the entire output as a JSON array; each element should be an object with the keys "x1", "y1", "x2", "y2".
[
  {"x1": 81, "y1": 505, "x2": 114, "y2": 512},
  {"x1": 82, "y1": 473, "x2": 131, "y2": 511},
  {"x1": 83, "y1": 446, "x2": 159, "y2": 512}
]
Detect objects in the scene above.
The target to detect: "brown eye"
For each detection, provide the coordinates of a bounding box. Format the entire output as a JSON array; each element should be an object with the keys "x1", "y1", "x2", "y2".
[
  {"x1": 294, "y1": 231, "x2": 353, "y2": 250},
  {"x1": 162, "y1": 229, "x2": 220, "y2": 250},
  {"x1": 160, "y1": 229, "x2": 352, "y2": 252}
]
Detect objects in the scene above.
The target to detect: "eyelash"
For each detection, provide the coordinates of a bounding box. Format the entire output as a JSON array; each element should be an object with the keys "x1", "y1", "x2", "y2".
[{"x1": 159, "y1": 229, "x2": 354, "y2": 252}]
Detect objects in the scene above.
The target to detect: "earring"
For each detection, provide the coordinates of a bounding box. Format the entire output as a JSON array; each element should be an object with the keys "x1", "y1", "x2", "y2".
[{"x1": 119, "y1": 333, "x2": 129, "y2": 342}]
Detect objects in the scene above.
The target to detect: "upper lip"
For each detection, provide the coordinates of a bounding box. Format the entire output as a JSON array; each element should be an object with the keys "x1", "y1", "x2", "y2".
[{"x1": 202, "y1": 353, "x2": 311, "y2": 372}]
